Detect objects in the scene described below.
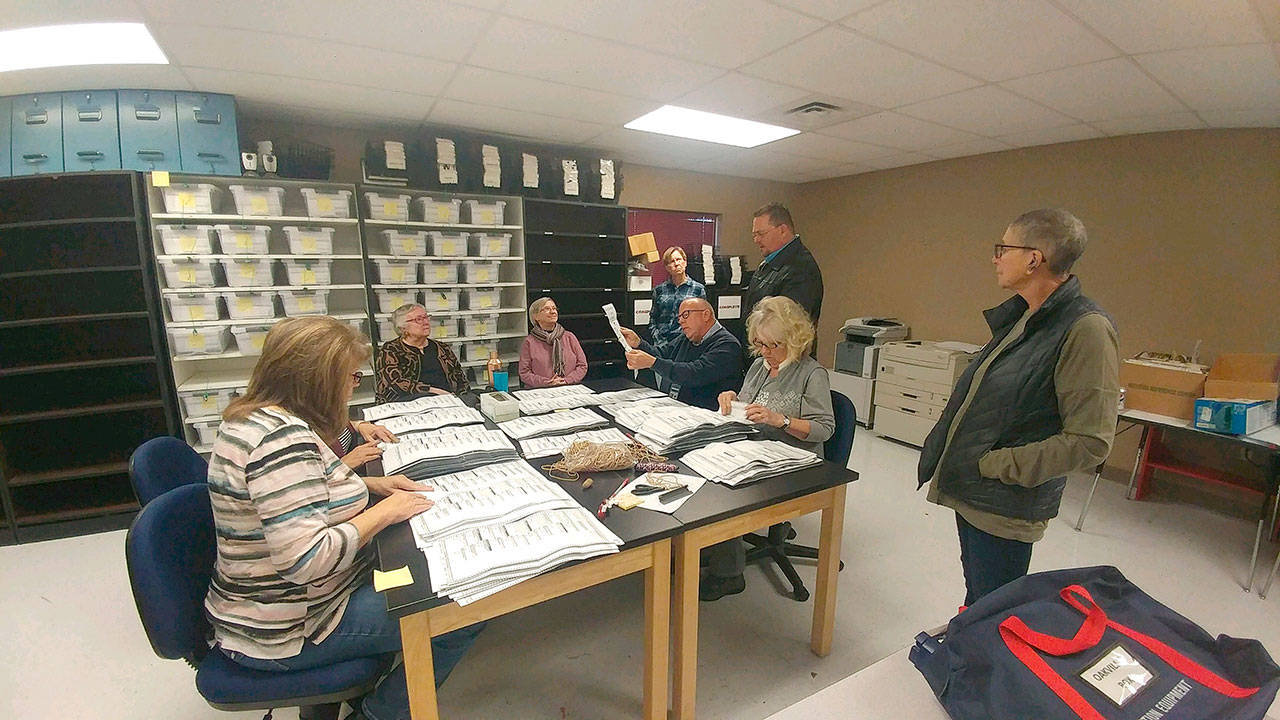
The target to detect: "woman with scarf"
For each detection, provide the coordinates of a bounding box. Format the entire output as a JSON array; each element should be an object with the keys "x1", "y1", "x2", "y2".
[{"x1": 518, "y1": 296, "x2": 588, "y2": 388}]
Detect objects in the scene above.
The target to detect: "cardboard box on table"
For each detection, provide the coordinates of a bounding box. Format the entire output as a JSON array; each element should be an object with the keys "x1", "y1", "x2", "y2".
[
  {"x1": 1203, "y1": 353, "x2": 1280, "y2": 401},
  {"x1": 1119, "y1": 356, "x2": 1208, "y2": 420}
]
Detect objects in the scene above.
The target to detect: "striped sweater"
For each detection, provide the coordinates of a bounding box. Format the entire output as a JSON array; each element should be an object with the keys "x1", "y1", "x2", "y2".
[{"x1": 204, "y1": 407, "x2": 371, "y2": 660}]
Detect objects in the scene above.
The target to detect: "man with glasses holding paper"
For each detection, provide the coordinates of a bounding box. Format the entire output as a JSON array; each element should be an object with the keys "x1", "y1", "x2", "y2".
[{"x1": 619, "y1": 297, "x2": 742, "y2": 411}]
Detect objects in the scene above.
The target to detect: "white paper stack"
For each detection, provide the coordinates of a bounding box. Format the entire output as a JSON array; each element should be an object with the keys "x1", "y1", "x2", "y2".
[
  {"x1": 408, "y1": 460, "x2": 579, "y2": 545},
  {"x1": 681, "y1": 439, "x2": 823, "y2": 487},
  {"x1": 496, "y1": 407, "x2": 608, "y2": 440},
  {"x1": 513, "y1": 384, "x2": 595, "y2": 401},
  {"x1": 518, "y1": 427, "x2": 631, "y2": 459},
  {"x1": 601, "y1": 395, "x2": 687, "y2": 426},
  {"x1": 381, "y1": 426, "x2": 519, "y2": 480},
  {"x1": 592, "y1": 387, "x2": 665, "y2": 405},
  {"x1": 384, "y1": 141, "x2": 406, "y2": 171},
  {"x1": 515, "y1": 385, "x2": 665, "y2": 415},
  {"x1": 363, "y1": 394, "x2": 465, "y2": 422},
  {"x1": 631, "y1": 406, "x2": 757, "y2": 454},
  {"x1": 380, "y1": 406, "x2": 485, "y2": 436}
]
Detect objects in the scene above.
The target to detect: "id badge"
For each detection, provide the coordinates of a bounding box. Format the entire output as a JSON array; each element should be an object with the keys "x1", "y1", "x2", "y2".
[{"x1": 1079, "y1": 644, "x2": 1156, "y2": 707}]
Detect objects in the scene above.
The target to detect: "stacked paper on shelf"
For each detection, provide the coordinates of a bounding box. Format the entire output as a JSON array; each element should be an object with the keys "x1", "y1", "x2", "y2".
[
  {"x1": 409, "y1": 460, "x2": 579, "y2": 545},
  {"x1": 681, "y1": 440, "x2": 823, "y2": 487},
  {"x1": 518, "y1": 427, "x2": 631, "y2": 458},
  {"x1": 496, "y1": 407, "x2": 609, "y2": 440},
  {"x1": 630, "y1": 406, "x2": 756, "y2": 454},
  {"x1": 380, "y1": 426, "x2": 519, "y2": 480},
  {"x1": 379, "y1": 406, "x2": 485, "y2": 436},
  {"x1": 362, "y1": 394, "x2": 465, "y2": 422}
]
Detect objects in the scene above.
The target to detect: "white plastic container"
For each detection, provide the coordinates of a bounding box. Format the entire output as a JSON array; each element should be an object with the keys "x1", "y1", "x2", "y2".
[
  {"x1": 414, "y1": 196, "x2": 462, "y2": 224},
  {"x1": 422, "y1": 289, "x2": 461, "y2": 313},
  {"x1": 300, "y1": 188, "x2": 353, "y2": 218},
  {"x1": 463, "y1": 199, "x2": 505, "y2": 226},
  {"x1": 377, "y1": 320, "x2": 397, "y2": 341},
  {"x1": 213, "y1": 224, "x2": 271, "y2": 255},
  {"x1": 220, "y1": 257, "x2": 273, "y2": 287},
  {"x1": 462, "y1": 313, "x2": 500, "y2": 338},
  {"x1": 365, "y1": 192, "x2": 411, "y2": 221},
  {"x1": 376, "y1": 290, "x2": 418, "y2": 314},
  {"x1": 231, "y1": 325, "x2": 273, "y2": 355},
  {"x1": 159, "y1": 183, "x2": 216, "y2": 214},
  {"x1": 283, "y1": 226, "x2": 335, "y2": 254},
  {"x1": 427, "y1": 231, "x2": 468, "y2": 257},
  {"x1": 191, "y1": 420, "x2": 221, "y2": 446},
  {"x1": 179, "y1": 388, "x2": 236, "y2": 417},
  {"x1": 431, "y1": 315, "x2": 461, "y2": 340},
  {"x1": 221, "y1": 291, "x2": 277, "y2": 320},
  {"x1": 460, "y1": 341, "x2": 498, "y2": 363},
  {"x1": 420, "y1": 260, "x2": 460, "y2": 285},
  {"x1": 381, "y1": 229, "x2": 428, "y2": 256},
  {"x1": 228, "y1": 185, "x2": 285, "y2": 216},
  {"x1": 165, "y1": 293, "x2": 222, "y2": 322},
  {"x1": 279, "y1": 289, "x2": 330, "y2": 316},
  {"x1": 159, "y1": 257, "x2": 219, "y2": 288},
  {"x1": 373, "y1": 258, "x2": 417, "y2": 285},
  {"x1": 465, "y1": 287, "x2": 501, "y2": 311},
  {"x1": 471, "y1": 232, "x2": 512, "y2": 257},
  {"x1": 157, "y1": 225, "x2": 215, "y2": 255},
  {"x1": 460, "y1": 260, "x2": 500, "y2": 284},
  {"x1": 280, "y1": 258, "x2": 332, "y2": 286},
  {"x1": 168, "y1": 327, "x2": 231, "y2": 356}
]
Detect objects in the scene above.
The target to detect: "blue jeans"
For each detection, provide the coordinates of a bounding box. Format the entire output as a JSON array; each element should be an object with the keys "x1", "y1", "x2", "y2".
[
  {"x1": 223, "y1": 584, "x2": 484, "y2": 720},
  {"x1": 955, "y1": 513, "x2": 1033, "y2": 607}
]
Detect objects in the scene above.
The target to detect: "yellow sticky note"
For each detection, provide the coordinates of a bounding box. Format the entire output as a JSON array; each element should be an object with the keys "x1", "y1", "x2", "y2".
[
  {"x1": 383, "y1": 201, "x2": 397, "y2": 218},
  {"x1": 297, "y1": 297, "x2": 314, "y2": 312},
  {"x1": 403, "y1": 239, "x2": 417, "y2": 254},
  {"x1": 436, "y1": 205, "x2": 452, "y2": 222},
  {"x1": 390, "y1": 267, "x2": 405, "y2": 282},
  {"x1": 301, "y1": 268, "x2": 317, "y2": 284},
  {"x1": 252, "y1": 336, "x2": 265, "y2": 350},
  {"x1": 316, "y1": 196, "x2": 333, "y2": 213},
  {"x1": 250, "y1": 196, "x2": 268, "y2": 214},
  {"x1": 177, "y1": 192, "x2": 194, "y2": 210},
  {"x1": 152, "y1": 171, "x2": 170, "y2": 187},
  {"x1": 199, "y1": 395, "x2": 216, "y2": 411},
  {"x1": 373, "y1": 566, "x2": 414, "y2": 592},
  {"x1": 301, "y1": 236, "x2": 317, "y2": 252},
  {"x1": 178, "y1": 268, "x2": 197, "y2": 284},
  {"x1": 239, "y1": 264, "x2": 256, "y2": 280},
  {"x1": 237, "y1": 297, "x2": 254, "y2": 313},
  {"x1": 179, "y1": 236, "x2": 197, "y2": 252},
  {"x1": 189, "y1": 331, "x2": 206, "y2": 351},
  {"x1": 236, "y1": 232, "x2": 253, "y2": 250},
  {"x1": 478, "y1": 209, "x2": 494, "y2": 224},
  {"x1": 187, "y1": 305, "x2": 205, "y2": 321}
]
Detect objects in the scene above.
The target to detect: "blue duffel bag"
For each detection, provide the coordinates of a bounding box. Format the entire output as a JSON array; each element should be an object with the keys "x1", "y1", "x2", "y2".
[{"x1": 910, "y1": 566, "x2": 1280, "y2": 720}]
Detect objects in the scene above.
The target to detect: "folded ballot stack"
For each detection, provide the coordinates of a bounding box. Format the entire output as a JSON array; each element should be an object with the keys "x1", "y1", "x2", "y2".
[
  {"x1": 380, "y1": 425, "x2": 520, "y2": 479},
  {"x1": 518, "y1": 427, "x2": 631, "y2": 459},
  {"x1": 626, "y1": 406, "x2": 757, "y2": 455},
  {"x1": 362, "y1": 394, "x2": 467, "y2": 423},
  {"x1": 681, "y1": 439, "x2": 822, "y2": 486},
  {"x1": 379, "y1": 406, "x2": 485, "y2": 436},
  {"x1": 514, "y1": 384, "x2": 664, "y2": 415},
  {"x1": 495, "y1": 406, "x2": 609, "y2": 440}
]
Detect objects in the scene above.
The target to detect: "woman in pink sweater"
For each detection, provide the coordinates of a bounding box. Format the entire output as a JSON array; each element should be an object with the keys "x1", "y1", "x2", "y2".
[{"x1": 518, "y1": 296, "x2": 588, "y2": 387}]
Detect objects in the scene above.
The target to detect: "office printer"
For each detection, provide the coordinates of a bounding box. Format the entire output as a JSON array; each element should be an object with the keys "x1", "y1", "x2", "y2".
[{"x1": 835, "y1": 317, "x2": 909, "y2": 377}]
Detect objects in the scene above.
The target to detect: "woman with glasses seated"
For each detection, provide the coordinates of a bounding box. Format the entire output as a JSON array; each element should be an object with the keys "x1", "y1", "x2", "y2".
[
  {"x1": 705, "y1": 296, "x2": 835, "y2": 600},
  {"x1": 375, "y1": 303, "x2": 469, "y2": 404},
  {"x1": 519, "y1": 296, "x2": 588, "y2": 388}
]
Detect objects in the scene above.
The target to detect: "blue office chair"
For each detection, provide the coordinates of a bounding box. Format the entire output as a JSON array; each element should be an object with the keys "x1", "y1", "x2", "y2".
[
  {"x1": 744, "y1": 389, "x2": 856, "y2": 601},
  {"x1": 125, "y1": 483, "x2": 390, "y2": 720},
  {"x1": 128, "y1": 436, "x2": 210, "y2": 507}
]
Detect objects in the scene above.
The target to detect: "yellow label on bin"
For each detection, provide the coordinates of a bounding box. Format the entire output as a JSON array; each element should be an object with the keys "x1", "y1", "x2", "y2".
[
  {"x1": 486, "y1": 239, "x2": 501, "y2": 254},
  {"x1": 478, "y1": 209, "x2": 494, "y2": 224},
  {"x1": 239, "y1": 264, "x2": 257, "y2": 280},
  {"x1": 383, "y1": 201, "x2": 397, "y2": 217},
  {"x1": 436, "y1": 205, "x2": 453, "y2": 222},
  {"x1": 252, "y1": 336, "x2": 265, "y2": 350},
  {"x1": 178, "y1": 268, "x2": 197, "y2": 284},
  {"x1": 478, "y1": 296, "x2": 494, "y2": 309},
  {"x1": 180, "y1": 236, "x2": 197, "y2": 252},
  {"x1": 237, "y1": 297, "x2": 254, "y2": 313},
  {"x1": 177, "y1": 191, "x2": 194, "y2": 210},
  {"x1": 402, "y1": 239, "x2": 417, "y2": 254},
  {"x1": 301, "y1": 268, "x2": 317, "y2": 284},
  {"x1": 189, "y1": 331, "x2": 206, "y2": 350},
  {"x1": 250, "y1": 196, "x2": 269, "y2": 214},
  {"x1": 236, "y1": 233, "x2": 253, "y2": 249},
  {"x1": 152, "y1": 171, "x2": 170, "y2": 187},
  {"x1": 297, "y1": 297, "x2": 314, "y2": 312},
  {"x1": 301, "y1": 236, "x2": 317, "y2": 252},
  {"x1": 187, "y1": 305, "x2": 205, "y2": 321},
  {"x1": 390, "y1": 267, "x2": 406, "y2": 282},
  {"x1": 199, "y1": 395, "x2": 216, "y2": 411},
  {"x1": 316, "y1": 196, "x2": 333, "y2": 213}
]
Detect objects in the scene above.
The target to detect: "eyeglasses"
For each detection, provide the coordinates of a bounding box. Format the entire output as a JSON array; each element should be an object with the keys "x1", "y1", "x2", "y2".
[
  {"x1": 350, "y1": 371, "x2": 364, "y2": 383},
  {"x1": 405, "y1": 315, "x2": 430, "y2": 324},
  {"x1": 993, "y1": 243, "x2": 1038, "y2": 259},
  {"x1": 751, "y1": 226, "x2": 777, "y2": 239},
  {"x1": 677, "y1": 308, "x2": 710, "y2": 320},
  {"x1": 751, "y1": 340, "x2": 782, "y2": 351}
]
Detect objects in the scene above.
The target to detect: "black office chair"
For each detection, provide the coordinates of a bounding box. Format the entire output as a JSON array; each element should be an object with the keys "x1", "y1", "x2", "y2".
[{"x1": 744, "y1": 389, "x2": 855, "y2": 601}]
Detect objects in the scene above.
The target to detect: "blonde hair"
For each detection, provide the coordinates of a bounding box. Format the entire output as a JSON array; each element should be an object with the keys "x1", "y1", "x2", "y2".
[
  {"x1": 747, "y1": 296, "x2": 814, "y2": 366},
  {"x1": 224, "y1": 316, "x2": 371, "y2": 439}
]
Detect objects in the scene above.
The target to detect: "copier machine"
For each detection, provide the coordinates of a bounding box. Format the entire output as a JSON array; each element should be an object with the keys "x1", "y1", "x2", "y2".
[
  {"x1": 830, "y1": 317, "x2": 909, "y2": 428},
  {"x1": 873, "y1": 341, "x2": 979, "y2": 447}
]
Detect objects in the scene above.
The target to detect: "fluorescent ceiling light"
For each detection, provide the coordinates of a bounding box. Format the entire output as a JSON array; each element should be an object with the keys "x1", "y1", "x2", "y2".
[
  {"x1": 624, "y1": 105, "x2": 799, "y2": 148},
  {"x1": 0, "y1": 23, "x2": 167, "y2": 73}
]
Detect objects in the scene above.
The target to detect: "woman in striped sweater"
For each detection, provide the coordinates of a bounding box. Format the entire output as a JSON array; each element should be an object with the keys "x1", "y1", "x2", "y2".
[{"x1": 206, "y1": 316, "x2": 482, "y2": 720}]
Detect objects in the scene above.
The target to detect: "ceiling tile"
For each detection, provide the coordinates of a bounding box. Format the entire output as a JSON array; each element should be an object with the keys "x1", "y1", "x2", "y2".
[
  {"x1": 590, "y1": 128, "x2": 734, "y2": 169},
  {"x1": 1091, "y1": 112, "x2": 1207, "y2": 135},
  {"x1": 898, "y1": 85, "x2": 1078, "y2": 136},
  {"x1": 857, "y1": 150, "x2": 938, "y2": 170},
  {"x1": 761, "y1": 132, "x2": 896, "y2": 163},
  {"x1": 1198, "y1": 107, "x2": 1280, "y2": 127},
  {"x1": 135, "y1": 0, "x2": 493, "y2": 63},
  {"x1": 768, "y1": 0, "x2": 886, "y2": 22},
  {"x1": 1000, "y1": 58, "x2": 1188, "y2": 121},
  {"x1": 182, "y1": 67, "x2": 435, "y2": 122},
  {"x1": 442, "y1": 66, "x2": 657, "y2": 125},
  {"x1": 847, "y1": 0, "x2": 1117, "y2": 82},
  {"x1": 698, "y1": 148, "x2": 837, "y2": 181},
  {"x1": 2, "y1": 0, "x2": 146, "y2": 28},
  {"x1": 428, "y1": 99, "x2": 608, "y2": 144},
  {"x1": 926, "y1": 137, "x2": 1014, "y2": 160},
  {"x1": 0, "y1": 64, "x2": 193, "y2": 96},
  {"x1": 1137, "y1": 44, "x2": 1280, "y2": 110},
  {"x1": 741, "y1": 26, "x2": 981, "y2": 109},
  {"x1": 999, "y1": 123, "x2": 1104, "y2": 148},
  {"x1": 790, "y1": 164, "x2": 868, "y2": 183},
  {"x1": 672, "y1": 73, "x2": 813, "y2": 118},
  {"x1": 500, "y1": 0, "x2": 823, "y2": 68},
  {"x1": 818, "y1": 110, "x2": 982, "y2": 149},
  {"x1": 1057, "y1": 0, "x2": 1268, "y2": 53},
  {"x1": 467, "y1": 16, "x2": 722, "y2": 101}
]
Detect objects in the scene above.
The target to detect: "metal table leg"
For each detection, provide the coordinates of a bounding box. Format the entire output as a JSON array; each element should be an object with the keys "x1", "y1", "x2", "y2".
[
  {"x1": 1126, "y1": 426, "x2": 1151, "y2": 500},
  {"x1": 1074, "y1": 466, "x2": 1104, "y2": 532},
  {"x1": 1246, "y1": 491, "x2": 1280, "y2": 593}
]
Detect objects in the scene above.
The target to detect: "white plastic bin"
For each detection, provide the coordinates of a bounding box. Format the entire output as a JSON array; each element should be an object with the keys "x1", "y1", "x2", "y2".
[
  {"x1": 372, "y1": 258, "x2": 417, "y2": 285},
  {"x1": 280, "y1": 258, "x2": 332, "y2": 286},
  {"x1": 462, "y1": 313, "x2": 499, "y2": 338},
  {"x1": 159, "y1": 257, "x2": 219, "y2": 288},
  {"x1": 165, "y1": 293, "x2": 222, "y2": 322},
  {"x1": 463, "y1": 199, "x2": 505, "y2": 226},
  {"x1": 283, "y1": 226, "x2": 335, "y2": 254},
  {"x1": 221, "y1": 291, "x2": 277, "y2": 320},
  {"x1": 365, "y1": 192, "x2": 410, "y2": 221},
  {"x1": 460, "y1": 260, "x2": 500, "y2": 284},
  {"x1": 220, "y1": 257, "x2": 273, "y2": 287},
  {"x1": 422, "y1": 289, "x2": 462, "y2": 313},
  {"x1": 471, "y1": 233, "x2": 512, "y2": 257},
  {"x1": 459, "y1": 341, "x2": 498, "y2": 363},
  {"x1": 465, "y1": 287, "x2": 501, "y2": 311},
  {"x1": 179, "y1": 388, "x2": 236, "y2": 417},
  {"x1": 300, "y1": 188, "x2": 353, "y2": 218},
  {"x1": 229, "y1": 185, "x2": 285, "y2": 216},
  {"x1": 231, "y1": 325, "x2": 273, "y2": 355},
  {"x1": 420, "y1": 260, "x2": 459, "y2": 284},
  {"x1": 157, "y1": 225, "x2": 215, "y2": 255},
  {"x1": 431, "y1": 315, "x2": 461, "y2": 340},
  {"x1": 377, "y1": 320, "x2": 397, "y2": 341},
  {"x1": 414, "y1": 197, "x2": 462, "y2": 224},
  {"x1": 380, "y1": 229, "x2": 428, "y2": 256},
  {"x1": 159, "y1": 183, "x2": 216, "y2": 214},
  {"x1": 168, "y1": 326, "x2": 231, "y2": 356},
  {"x1": 427, "y1": 231, "x2": 468, "y2": 257},
  {"x1": 213, "y1": 224, "x2": 271, "y2": 255},
  {"x1": 191, "y1": 420, "x2": 221, "y2": 447},
  {"x1": 279, "y1": 289, "x2": 330, "y2": 316},
  {"x1": 376, "y1": 290, "x2": 418, "y2": 314}
]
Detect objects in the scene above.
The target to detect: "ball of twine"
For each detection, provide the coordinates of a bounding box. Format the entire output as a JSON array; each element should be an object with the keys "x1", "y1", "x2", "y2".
[{"x1": 543, "y1": 441, "x2": 667, "y2": 481}]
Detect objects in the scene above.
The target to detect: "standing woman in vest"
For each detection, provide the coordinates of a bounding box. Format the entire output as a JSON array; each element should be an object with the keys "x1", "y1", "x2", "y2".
[{"x1": 917, "y1": 209, "x2": 1120, "y2": 606}]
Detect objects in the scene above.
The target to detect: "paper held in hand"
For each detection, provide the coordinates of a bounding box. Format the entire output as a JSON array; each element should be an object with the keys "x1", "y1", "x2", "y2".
[{"x1": 602, "y1": 303, "x2": 631, "y2": 353}]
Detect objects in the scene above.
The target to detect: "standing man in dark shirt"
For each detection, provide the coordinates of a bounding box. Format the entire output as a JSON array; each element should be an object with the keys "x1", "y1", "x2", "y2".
[
  {"x1": 744, "y1": 202, "x2": 823, "y2": 323},
  {"x1": 619, "y1": 298, "x2": 742, "y2": 411}
]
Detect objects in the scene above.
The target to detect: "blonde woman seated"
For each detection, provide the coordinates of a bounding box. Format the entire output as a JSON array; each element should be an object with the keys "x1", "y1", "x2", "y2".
[
  {"x1": 206, "y1": 316, "x2": 482, "y2": 720},
  {"x1": 706, "y1": 296, "x2": 835, "y2": 601},
  {"x1": 375, "y1": 303, "x2": 469, "y2": 403},
  {"x1": 519, "y1": 296, "x2": 588, "y2": 388}
]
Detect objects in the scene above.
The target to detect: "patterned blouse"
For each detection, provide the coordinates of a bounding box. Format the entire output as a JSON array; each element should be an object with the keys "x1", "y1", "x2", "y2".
[{"x1": 375, "y1": 337, "x2": 469, "y2": 403}]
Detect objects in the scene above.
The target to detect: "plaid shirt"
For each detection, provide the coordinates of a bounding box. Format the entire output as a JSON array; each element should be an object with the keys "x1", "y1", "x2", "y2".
[{"x1": 649, "y1": 277, "x2": 706, "y2": 357}]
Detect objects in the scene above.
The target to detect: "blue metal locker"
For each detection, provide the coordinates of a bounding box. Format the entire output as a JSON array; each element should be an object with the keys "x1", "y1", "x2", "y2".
[
  {"x1": 10, "y1": 94, "x2": 63, "y2": 175},
  {"x1": 118, "y1": 90, "x2": 181, "y2": 173},
  {"x1": 62, "y1": 90, "x2": 122, "y2": 171},
  {"x1": 0, "y1": 96, "x2": 10, "y2": 177},
  {"x1": 175, "y1": 92, "x2": 240, "y2": 175}
]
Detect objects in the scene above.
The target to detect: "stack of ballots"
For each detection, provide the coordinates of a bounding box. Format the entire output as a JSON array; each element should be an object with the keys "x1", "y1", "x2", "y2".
[
  {"x1": 495, "y1": 406, "x2": 609, "y2": 440},
  {"x1": 381, "y1": 425, "x2": 519, "y2": 480},
  {"x1": 514, "y1": 384, "x2": 664, "y2": 415},
  {"x1": 410, "y1": 460, "x2": 622, "y2": 605},
  {"x1": 598, "y1": 395, "x2": 685, "y2": 423},
  {"x1": 378, "y1": 406, "x2": 484, "y2": 436},
  {"x1": 362, "y1": 394, "x2": 466, "y2": 423},
  {"x1": 628, "y1": 406, "x2": 757, "y2": 455},
  {"x1": 681, "y1": 439, "x2": 822, "y2": 487}
]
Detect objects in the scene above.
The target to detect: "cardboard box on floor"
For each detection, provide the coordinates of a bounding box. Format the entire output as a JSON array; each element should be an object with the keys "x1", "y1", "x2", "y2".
[
  {"x1": 1203, "y1": 353, "x2": 1280, "y2": 400},
  {"x1": 1120, "y1": 356, "x2": 1208, "y2": 420}
]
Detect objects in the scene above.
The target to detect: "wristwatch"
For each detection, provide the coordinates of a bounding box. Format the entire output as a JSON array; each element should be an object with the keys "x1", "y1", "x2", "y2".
[{"x1": 780, "y1": 415, "x2": 791, "y2": 430}]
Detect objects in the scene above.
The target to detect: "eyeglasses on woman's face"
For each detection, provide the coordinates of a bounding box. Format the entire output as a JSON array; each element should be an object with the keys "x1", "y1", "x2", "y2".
[
  {"x1": 752, "y1": 340, "x2": 783, "y2": 351},
  {"x1": 350, "y1": 370, "x2": 364, "y2": 384},
  {"x1": 405, "y1": 313, "x2": 430, "y2": 324}
]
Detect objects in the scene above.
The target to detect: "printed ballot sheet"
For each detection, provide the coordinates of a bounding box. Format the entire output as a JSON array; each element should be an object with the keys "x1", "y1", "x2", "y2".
[
  {"x1": 362, "y1": 394, "x2": 465, "y2": 422},
  {"x1": 518, "y1": 427, "x2": 631, "y2": 459},
  {"x1": 681, "y1": 439, "x2": 823, "y2": 487},
  {"x1": 495, "y1": 406, "x2": 609, "y2": 439},
  {"x1": 379, "y1": 406, "x2": 485, "y2": 436},
  {"x1": 408, "y1": 460, "x2": 581, "y2": 545},
  {"x1": 380, "y1": 425, "x2": 518, "y2": 479}
]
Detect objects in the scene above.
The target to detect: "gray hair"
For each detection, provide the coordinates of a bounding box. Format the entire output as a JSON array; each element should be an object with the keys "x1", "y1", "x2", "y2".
[
  {"x1": 391, "y1": 303, "x2": 426, "y2": 336},
  {"x1": 1008, "y1": 208, "x2": 1088, "y2": 275},
  {"x1": 528, "y1": 296, "x2": 554, "y2": 327}
]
